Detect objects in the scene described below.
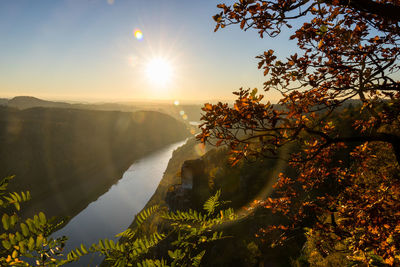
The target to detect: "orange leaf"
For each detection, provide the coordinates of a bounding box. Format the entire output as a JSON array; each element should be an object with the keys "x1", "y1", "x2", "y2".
[
  {"x1": 318, "y1": 40, "x2": 323, "y2": 49},
  {"x1": 204, "y1": 103, "x2": 213, "y2": 111},
  {"x1": 240, "y1": 20, "x2": 246, "y2": 29}
]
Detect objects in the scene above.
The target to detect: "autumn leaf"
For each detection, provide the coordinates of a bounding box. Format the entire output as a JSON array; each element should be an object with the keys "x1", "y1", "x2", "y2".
[{"x1": 204, "y1": 103, "x2": 213, "y2": 111}]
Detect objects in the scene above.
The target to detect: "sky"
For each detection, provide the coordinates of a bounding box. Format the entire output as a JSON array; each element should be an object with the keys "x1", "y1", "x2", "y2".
[{"x1": 0, "y1": 0, "x2": 296, "y2": 103}]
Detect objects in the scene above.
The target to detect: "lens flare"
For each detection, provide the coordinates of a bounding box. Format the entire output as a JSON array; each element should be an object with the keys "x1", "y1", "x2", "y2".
[
  {"x1": 134, "y1": 29, "x2": 143, "y2": 40},
  {"x1": 174, "y1": 100, "x2": 180, "y2": 106},
  {"x1": 194, "y1": 143, "x2": 206, "y2": 156}
]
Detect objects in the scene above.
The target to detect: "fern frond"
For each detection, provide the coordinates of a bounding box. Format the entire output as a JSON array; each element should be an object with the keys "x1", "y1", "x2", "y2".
[
  {"x1": 129, "y1": 232, "x2": 165, "y2": 255},
  {"x1": 136, "y1": 205, "x2": 159, "y2": 227},
  {"x1": 0, "y1": 175, "x2": 15, "y2": 192},
  {"x1": 192, "y1": 250, "x2": 205, "y2": 267},
  {"x1": 203, "y1": 190, "x2": 221, "y2": 214},
  {"x1": 162, "y1": 209, "x2": 208, "y2": 224},
  {"x1": 116, "y1": 228, "x2": 138, "y2": 240}
]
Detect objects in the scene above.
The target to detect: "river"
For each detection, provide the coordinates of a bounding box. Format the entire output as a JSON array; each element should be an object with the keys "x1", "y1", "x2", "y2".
[{"x1": 53, "y1": 139, "x2": 187, "y2": 266}]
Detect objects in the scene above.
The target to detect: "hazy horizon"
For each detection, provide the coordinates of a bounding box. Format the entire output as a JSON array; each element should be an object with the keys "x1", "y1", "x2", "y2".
[
  {"x1": 0, "y1": 94, "x2": 240, "y2": 105},
  {"x1": 0, "y1": 0, "x2": 294, "y2": 104}
]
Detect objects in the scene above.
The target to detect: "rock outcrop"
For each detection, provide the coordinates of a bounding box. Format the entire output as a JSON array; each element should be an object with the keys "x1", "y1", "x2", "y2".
[{"x1": 165, "y1": 158, "x2": 211, "y2": 211}]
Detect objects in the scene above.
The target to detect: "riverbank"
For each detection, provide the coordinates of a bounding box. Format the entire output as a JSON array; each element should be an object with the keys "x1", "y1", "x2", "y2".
[
  {"x1": 0, "y1": 107, "x2": 190, "y2": 221},
  {"x1": 54, "y1": 140, "x2": 189, "y2": 267},
  {"x1": 117, "y1": 138, "x2": 305, "y2": 266}
]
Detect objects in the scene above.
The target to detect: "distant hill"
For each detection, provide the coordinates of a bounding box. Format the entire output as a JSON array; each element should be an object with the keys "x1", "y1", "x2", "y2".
[
  {"x1": 7, "y1": 96, "x2": 72, "y2": 109},
  {"x1": 4, "y1": 96, "x2": 204, "y2": 123},
  {"x1": 0, "y1": 98, "x2": 9, "y2": 106},
  {"x1": 0, "y1": 106, "x2": 190, "y2": 219}
]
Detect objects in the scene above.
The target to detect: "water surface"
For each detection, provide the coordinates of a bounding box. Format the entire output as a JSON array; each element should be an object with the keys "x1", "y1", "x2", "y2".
[{"x1": 54, "y1": 140, "x2": 187, "y2": 266}]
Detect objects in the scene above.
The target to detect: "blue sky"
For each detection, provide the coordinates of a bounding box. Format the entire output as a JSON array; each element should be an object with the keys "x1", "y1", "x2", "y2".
[{"x1": 0, "y1": 0, "x2": 295, "y2": 103}]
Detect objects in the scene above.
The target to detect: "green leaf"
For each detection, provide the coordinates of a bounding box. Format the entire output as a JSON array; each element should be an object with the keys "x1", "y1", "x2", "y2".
[
  {"x1": 168, "y1": 250, "x2": 176, "y2": 259},
  {"x1": 11, "y1": 249, "x2": 18, "y2": 259},
  {"x1": 28, "y1": 237, "x2": 35, "y2": 250},
  {"x1": 38, "y1": 212, "x2": 46, "y2": 225},
  {"x1": 36, "y1": 235, "x2": 44, "y2": 249},
  {"x1": 99, "y1": 240, "x2": 105, "y2": 250},
  {"x1": 9, "y1": 233, "x2": 16, "y2": 245},
  {"x1": 10, "y1": 214, "x2": 18, "y2": 228},
  {"x1": 80, "y1": 244, "x2": 88, "y2": 254},
  {"x1": 2, "y1": 213, "x2": 10, "y2": 230},
  {"x1": 13, "y1": 192, "x2": 22, "y2": 202},
  {"x1": 21, "y1": 223, "x2": 29, "y2": 237},
  {"x1": 33, "y1": 215, "x2": 40, "y2": 229},
  {"x1": 19, "y1": 241, "x2": 26, "y2": 254},
  {"x1": 104, "y1": 239, "x2": 110, "y2": 249},
  {"x1": 109, "y1": 239, "x2": 115, "y2": 249},
  {"x1": 76, "y1": 248, "x2": 82, "y2": 257},
  {"x1": 15, "y1": 231, "x2": 22, "y2": 242},
  {"x1": 26, "y1": 219, "x2": 35, "y2": 233},
  {"x1": 2, "y1": 240, "x2": 11, "y2": 250}
]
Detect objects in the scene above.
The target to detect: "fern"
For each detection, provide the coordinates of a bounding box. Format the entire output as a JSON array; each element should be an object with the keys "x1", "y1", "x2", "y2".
[
  {"x1": 0, "y1": 176, "x2": 31, "y2": 211},
  {"x1": 0, "y1": 176, "x2": 237, "y2": 267},
  {"x1": 0, "y1": 176, "x2": 68, "y2": 266},
  {"x1": 66, "y1": 205, "x2": 164, "y2": 266},
  {"x1": 203, "y1": 189, "x2": 221, "y2": 215},
  {"x1": 162, "y1": 209, "x2": 208, "y2": 224},
  {"x1": 159, "y1": 190, "x2": 237, "y2": 266},
  {"x1": 191, "y1": 250, "x2": 206, "y2": 267},
  {"x1": 78, "y1": 190, "x2": 238, "y2": 266},
  {"x1": 136, "y1": 205, "x2": 159, "y2": 227},
  {"x1": 116, "y1": 227, "x2": 138, "y2": 240}
]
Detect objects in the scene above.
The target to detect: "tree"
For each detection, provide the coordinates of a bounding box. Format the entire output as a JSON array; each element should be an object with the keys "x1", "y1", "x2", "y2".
[{"x1": 199, "y1": 0, "x2": 400, "y2": 265}]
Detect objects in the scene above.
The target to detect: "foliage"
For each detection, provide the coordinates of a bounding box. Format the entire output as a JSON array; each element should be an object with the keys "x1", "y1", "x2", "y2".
[
  {"x1": 203, "y1": 189, "x2": 222, "y2": 214},
  {"x1": 0, "y1": 174, "x2": 237, "y2": 266},
  {"x1": 199, "y1": 0, "x2": 400, "y2": 265},
  {"x1": 0, "y1": 175, "x2": 68, "y2": 266},
  {"x1": 66, "y1": 190, "x2": 236, "y2": 267},
  {"x1": 161, "y1": 189, "x2": 236, "y2": 266}
]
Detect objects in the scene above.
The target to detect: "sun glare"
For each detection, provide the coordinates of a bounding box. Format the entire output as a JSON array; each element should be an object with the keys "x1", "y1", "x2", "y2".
[{"x1": 145, "y1": 58, "x2": 173, "y2": 86}]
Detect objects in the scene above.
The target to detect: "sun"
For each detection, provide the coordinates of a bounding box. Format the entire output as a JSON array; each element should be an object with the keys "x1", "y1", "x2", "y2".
[{"x1": 145, "y1": 58, "x2": 173, "y2": 86}]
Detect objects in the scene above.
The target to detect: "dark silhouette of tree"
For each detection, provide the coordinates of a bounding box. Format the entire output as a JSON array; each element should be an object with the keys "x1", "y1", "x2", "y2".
[{"x1": 199, "y1": 0, "x2": 400, "y2": 264}]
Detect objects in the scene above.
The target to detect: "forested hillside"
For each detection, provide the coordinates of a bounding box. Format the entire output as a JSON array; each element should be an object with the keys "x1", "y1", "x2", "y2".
[
  {"x1": 1, "y1": 96, "x2": 203, "y2": 124},
  {"x1": 0, "y1": 107, "x2": 189, "y2": 219}
]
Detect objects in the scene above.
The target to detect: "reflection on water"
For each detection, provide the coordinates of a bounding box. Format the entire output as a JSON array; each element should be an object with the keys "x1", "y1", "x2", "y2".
[{"x1": 54, "y1": 140, "x2": 187, "y2": 266}]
